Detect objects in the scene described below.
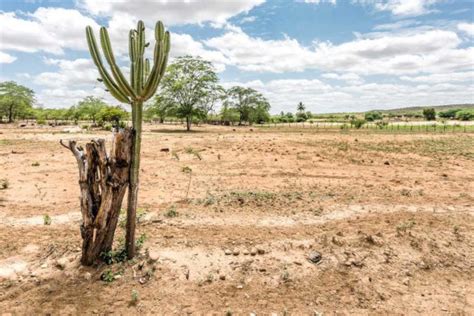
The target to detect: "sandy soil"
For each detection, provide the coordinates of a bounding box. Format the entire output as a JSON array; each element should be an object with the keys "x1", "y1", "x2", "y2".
[{"x1": 0, "y1": 123, "x2": 473, "y2": 315}]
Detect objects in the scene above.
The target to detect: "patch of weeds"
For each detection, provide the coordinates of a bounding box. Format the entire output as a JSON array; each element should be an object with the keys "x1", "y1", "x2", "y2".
[
  {"x1": 226, "y1": 191, "x2": 276, "y2": 205},
  {"x1": 201, "y1": 192, "x2": 217, "y2": 206},
  {"x1": 100, "y1": 269, "x2": 120, "y2": 283},
  {"x1": 171, "y1": 151, "x2": 180, "y2": 161},
  {"x1": 164, "y1": 205, "x2": 178, "y2": 218},
  {"x1": 206, "y1": 272, "x2": 214, "y2": 283},
  {"x1": 181, "y1": 166, "x2": 192, "y2": 173},
  {"x1": 31, "y1": 161, "x2": 40, "y2": 167},
  {"x1": 0, "y1": 178, "x2": 9, "y2": 190},
  {"x1": 280, "y1": 267, "x2": 290, "y2": 283},
  {"x1": 101, "y1": 233, "x2": 147, "y2": 265},
  {"x1": 130, "y1": 289, "x2": 139, "y2": 305},
  {"x1": 400, "y1": 189, "x2": 412, "y2": 197},
  {"x1": 136, "y1": 233, "x2": 147, "y2": 250},
  {"x1": 184, "y1": 147, "x2": 203, "y2": 160},
  {"x1": 43, "y1": 214, "x2": 52, "y2": 225},
  {"x1": 453, "y1": 225, "x2": 463, "y2": 241},
  {"x1": 336, "y1": 142, "x2": 350, "y2": 152},
  {"x1": 396, "y1": 219, "x2": 416, "y2": 235},
  {"x1": 181, "y1": 166, "x2": 193, "y2": 200}
]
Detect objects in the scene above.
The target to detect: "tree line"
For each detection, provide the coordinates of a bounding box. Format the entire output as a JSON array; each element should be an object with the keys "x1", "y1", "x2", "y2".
[{"x1": 0, "y1": 56, "x2": 274, "y2": 131}]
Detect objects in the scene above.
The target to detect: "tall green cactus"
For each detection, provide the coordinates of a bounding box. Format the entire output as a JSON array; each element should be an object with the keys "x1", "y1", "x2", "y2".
[{"x1": 86, "y1": 20, "x2": 170, "y2": 259}]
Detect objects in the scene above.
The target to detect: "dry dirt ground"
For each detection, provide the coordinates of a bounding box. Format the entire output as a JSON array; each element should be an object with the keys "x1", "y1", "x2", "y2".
[{"x1": 0, "y1": 123, "x2": 473, "y2": 315}]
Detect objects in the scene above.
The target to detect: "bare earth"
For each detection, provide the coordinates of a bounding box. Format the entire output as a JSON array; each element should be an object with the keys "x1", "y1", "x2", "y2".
[{"x1": 0, "y1": 124, "x2": 473, "y2": 315}]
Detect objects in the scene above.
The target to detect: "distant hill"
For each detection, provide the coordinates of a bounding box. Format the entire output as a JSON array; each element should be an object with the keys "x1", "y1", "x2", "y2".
[{"x1": 373, "y1": 104, "x2": 474, "y2": 115}]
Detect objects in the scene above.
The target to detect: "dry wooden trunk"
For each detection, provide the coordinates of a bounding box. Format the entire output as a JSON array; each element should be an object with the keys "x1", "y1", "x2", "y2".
[{"x1": 61, "y1": 128, "x2": 132, "y2": 265}]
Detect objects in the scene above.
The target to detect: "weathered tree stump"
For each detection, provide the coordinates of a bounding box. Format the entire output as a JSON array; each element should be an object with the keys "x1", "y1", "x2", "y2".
[{"x1": 60, "y1": 128, "x2": 132, "y2": 265}]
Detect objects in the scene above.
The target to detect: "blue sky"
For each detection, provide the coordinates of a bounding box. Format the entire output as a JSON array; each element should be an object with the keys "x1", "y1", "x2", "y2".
[{"x1": 0, "y1": 0, "x2": 473, "y2": 113}]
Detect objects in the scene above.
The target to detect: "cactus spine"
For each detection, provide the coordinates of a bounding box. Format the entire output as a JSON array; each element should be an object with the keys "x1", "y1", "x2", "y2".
[{"x1": 86, "y1": 20, "x2": 170, "y2": 259}]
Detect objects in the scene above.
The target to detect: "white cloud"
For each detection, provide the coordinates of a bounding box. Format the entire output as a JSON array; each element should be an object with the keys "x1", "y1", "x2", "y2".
[
  {"x1": 0, "y1": 51, "x2": 17, "y2": 64},
  {"x1": 400, "y1": 71, "x2": 474, "y2": 83},
  {"x1": 79, "y1": 0, "x2": 265, "y2": 26},
  {"x1": 239, "y1": 16, "x2": 257, "y2": 24},
  {"x1": 171, "y1": 33, "x2": 229, "y2": 72},
  {"x1": 355, "y1": 0, "x2": 441, "y2": 17},
  {"x1": 304, "y1": 0, "x2": 336, "y2": 4},
  {"x1": 322, "y1": 72, "x2": 364, "y2": 84},
  {"x1": 458, "y1": 23, "x2": 474, "y2": 37},
  {"x1": 0, "y1": 9, "x2": 99, "y2": 55},
  {"x1": 206, "y1": 28, "x2": 471, "y2": 75},
  {"x1": 205, "y1": 30, "x2": 317, "y2": 72},
  {"x1": 34, "y1": 58, "x2": 98, "y2": 88}
]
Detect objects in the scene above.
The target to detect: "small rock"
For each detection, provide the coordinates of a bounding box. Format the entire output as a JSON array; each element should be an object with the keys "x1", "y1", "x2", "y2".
[
  {"x1": 84, "y1": 272, "x2": 92, "y2": 281},
  {"x1": 236, "y1": 284, "x2": 243, "y2": 289},
  {"x1": 40, "y1": 263, "x2": 48, "y2": 269},
  {"x1": 250, "y1": 248, "x2": 257, "y2": 256},
  {"x1": 402, "y1": 278, "x2": 410, "y2": 286},
  {"x1": 160, "y1": 148, "x2": 170, "y2": 152},
  {"x1": 243, "y1": 249, "x2": 249, "y2": 255},
  {"x1": 224, "y1": 249, "x2": 232, "y2": 255},
  {"x1": 148, "y1": 250, "x2": 160, "y2": 263},
  {"x1": 384, "y1": 161, "x2": 390, "y2": 165},
  {"x1": 219, "y1": 274, "x2": 226, "y2": 280},
  {"x1": 55, "y1": 258, "x2": 68, "y2": 270},
  {"x1": 366, "y1": 235, "x2": 384, "y2": 246},
  {"x1": 257, "y1": 248, "x2": 265, "y2": 255},
  {"x1": 232, "y1": 249, "x2": 240, "y2": 256},
  {"x1": 293, "y1": 261, "x2": 303, "y2": 266},
  {"x1": 307, "y1": 251, "x2": 322, "y2": 264}
]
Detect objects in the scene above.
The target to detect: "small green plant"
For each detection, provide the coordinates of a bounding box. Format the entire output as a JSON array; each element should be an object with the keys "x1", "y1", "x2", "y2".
[
  {"x1": 351, "y1": 119, "x2": 366, "y2": 129},
  {"x1": 136, "y1": 233, "x2": 147, "y2": 250},
  {"x1": 182, "y1": 166, "x2": 193, "y2": 200},
  {"x1": 184, "y1": 147, "x2": 202, "y2": 160},
  {"x1": 32, "y1": 161, "x2": 40, "y2": 167},
  {"x1": 131, "y1": 289, "x2": 139, "y2": 305},
  {"x1": 43, "y1": 214, "x2": 52, "y2": 225},
  {"x1": 281, "y1": 268, "x2": 290, "y2": 283},
  {"x1": 0, "y1": 178, "x2": 9, "y2": 190},
  {"x1": 202, "y1": 192, "x2": 217, "y2": 206},
  {"x1": 171, "y1": 151, "x2": 180, "y2": 161},
  {"x1": 101, "y1": 269, "x2": 117, "y2": 282},
  {"x1": 164, "y1": 205, "x2": 178, "y2": 218},
  {"x1": 101, "y1": 233, "x2": 146, "y2": 265},
  {"x1": 453, "y1": 225, "x2": 460, "y2": 235},
  {"x1": 37, "y1": 119, "x2": 46, "y2": 125}
]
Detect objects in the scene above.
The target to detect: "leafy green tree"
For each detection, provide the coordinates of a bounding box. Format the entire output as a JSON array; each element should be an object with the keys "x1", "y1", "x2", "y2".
[
  {"x1": 364, "y1": 111, "x2": 383, "y2": 121},
  {"x1": 439, "y1": 109, "x2": 460, "y2": 119},
  {"x1": 295, "y1": 102, "x2": 307, "y2": 122},
  {"x1": 76, "y1": 96, "x2": 107, "y2": 123},
  {"x1": 145, "y1": 95, "x2": 175, "y2": 123},
  {"x1": 456, "y1": 109, "x2": 474, "y2": 121},
  {"x1": 225, "y1": 86, "x2": 271, "y2": 125},
  {"x1": 97, "y1": 106, "x2": 128, "y2": 126},
  {"x1": 220, "y1": 103, "x2": 240, "y2": 125},
  {"x1": 0, "y1": 81, "x2": 35, "y2": 122},
  {"x1": 160, "y1": 56, "x2": 219, "y2": 131},
  {"x1": 65, "y1": 106, "x2": 81, "y2": 123},
  {"x1": 297, "y1": 102, "x2": 305, "y2": 112},
  {"x1": 422, "y1": 108, "x2": 436, "y2": 121}
]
